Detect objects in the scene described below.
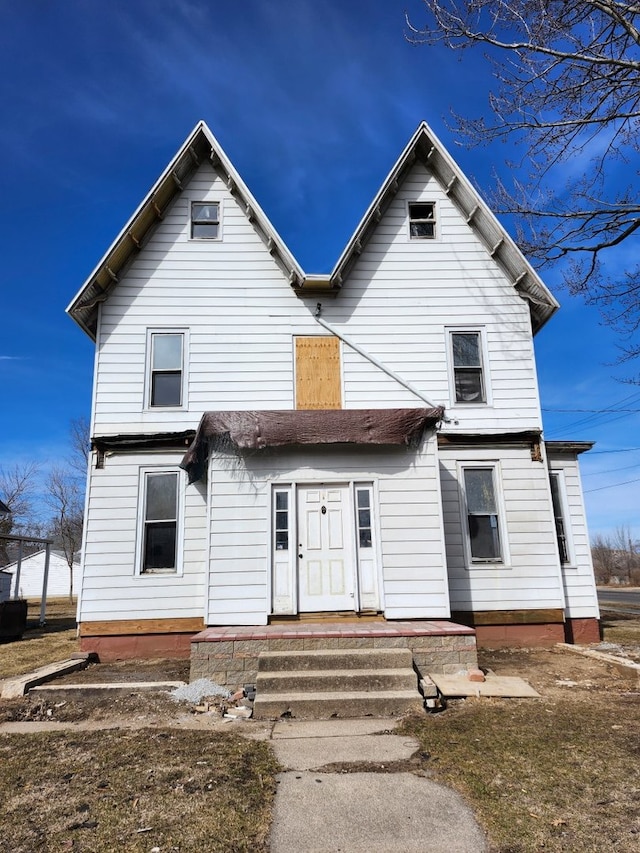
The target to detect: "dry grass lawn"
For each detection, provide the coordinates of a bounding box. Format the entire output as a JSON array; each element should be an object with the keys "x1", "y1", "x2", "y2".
[
  {"x1": 2, "y1": 602, "x2": 640, "y2": 851},
  {"x1": 0, "y1": 728, "x2": 278, "y2": 853},
  {"x1": 403, "y1": 614, "x2": 640, "y2": 852},
  {"x1": 0, "y1": 598, "x2": 78, "y2": 679}
]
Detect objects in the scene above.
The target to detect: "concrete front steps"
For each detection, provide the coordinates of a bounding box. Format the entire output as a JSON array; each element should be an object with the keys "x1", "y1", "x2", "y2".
[{"x1": 253, "y1": 647, "x2": 425, "y2": 720}]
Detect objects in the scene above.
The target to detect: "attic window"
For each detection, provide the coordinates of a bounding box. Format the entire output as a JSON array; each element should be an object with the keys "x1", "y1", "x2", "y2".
[
  {"x1": 409, "y1": 202, "x2": 436, "y2": 239},
  {"x1": 191, "y1": 202, "x2": 220, "y2": 239}
]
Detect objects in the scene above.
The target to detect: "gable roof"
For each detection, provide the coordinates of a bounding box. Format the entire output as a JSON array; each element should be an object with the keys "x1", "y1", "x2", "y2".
[
  {"x1": 67, "y1": 120, "x2": 558, "y2": 340},
  {"x1": 0, "y1": 499, "x2": 10, "y2": 514},
  {"x1": 325, "y1": 122, "x2": 559, "y2": 332},
  {"x1": 66, "y1": 121, "x2": 305, "y2": 340}
]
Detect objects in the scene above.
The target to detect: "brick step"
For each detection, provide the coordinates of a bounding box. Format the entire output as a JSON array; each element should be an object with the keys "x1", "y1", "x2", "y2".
[
  {"x1": 252, "y1": 689, "x2": 424, "y2": 721},
  {"x1": 256, "y1": 667, "x2": 418, "y2": 694},
  {"x1": 257, "y1": 647, "x2": 413, "y2": 672}
]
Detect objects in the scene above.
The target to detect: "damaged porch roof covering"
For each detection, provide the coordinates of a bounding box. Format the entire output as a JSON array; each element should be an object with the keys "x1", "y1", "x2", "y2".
[
  {"x1": 66, "y1": 120, "x2": 559, "y2": 340},
  {"x1": 181, "y1": 408, "x2": 444, "y2": 483}
]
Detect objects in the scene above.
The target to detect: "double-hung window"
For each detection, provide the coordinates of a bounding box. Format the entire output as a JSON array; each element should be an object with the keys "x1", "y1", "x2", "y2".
[
  {"x1": 408, "y1": 202, "x2": 436, "y2": 238},
  {"x1": 549, "y1": 472, "x2": 570, "y2": 565},
  {"x1": 141, "y1": 470, "x2": 180, "y2": 573},
  {"x1": 191, "y1": 201, "x2": 220, "y2": 239},
  {"x1": 463, "y1": 466, "x2": 503, "y2": 563},
  {"x1": 450, "y1": 331, "x2": 486, "y2": 404},
  {"x1": 148, "y1": 331, "x2": 185, "y2": 408}
]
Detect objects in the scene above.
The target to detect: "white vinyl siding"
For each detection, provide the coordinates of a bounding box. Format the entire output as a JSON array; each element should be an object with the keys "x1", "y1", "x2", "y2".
[
  {"x1": 546, "y1": 451, "x2": 600, "y2": 619},
  {"x1": 78, "y1": 452, "x2": 207, "y2": 623},
  {"x1": 441, "y1": 444, "x2": 566, "y2": 612},
  {"x1": 206, "y1": 440, "x2": 449, "y2": 625},
  {"x1": 92, "y1": 159, "x2": 543, "y2": 436}
]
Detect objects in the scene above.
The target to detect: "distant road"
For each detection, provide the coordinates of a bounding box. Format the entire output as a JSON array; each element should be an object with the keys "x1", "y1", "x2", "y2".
[{"x1": 597, "y1": 587, "x2": 640, "y2": 614}]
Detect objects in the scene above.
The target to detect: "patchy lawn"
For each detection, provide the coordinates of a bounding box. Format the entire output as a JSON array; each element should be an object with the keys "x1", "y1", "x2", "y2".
[
  {"x1": 0, "y1": 598, "x2": 78, "y2": 679},
  {"x1": 0, "y1": 728, "x2": 279, "y2": 853},
  {"x1": 403, "y1": 642, "x2": 640, "y2": 852}
]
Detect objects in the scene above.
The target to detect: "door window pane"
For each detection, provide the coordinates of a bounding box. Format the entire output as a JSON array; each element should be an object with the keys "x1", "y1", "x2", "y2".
[
  {"x1": 356, "y1": 488, "x2": 372, "y2": 549},
  {"x1": 274, "y1": 490, "x2": 289, "y2": 551}
]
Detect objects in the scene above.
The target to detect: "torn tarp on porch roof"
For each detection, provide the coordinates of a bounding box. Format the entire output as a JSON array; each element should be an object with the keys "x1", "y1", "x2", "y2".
[{"x1": 180, "y1": 407, "x2": 444, "y2": 483}]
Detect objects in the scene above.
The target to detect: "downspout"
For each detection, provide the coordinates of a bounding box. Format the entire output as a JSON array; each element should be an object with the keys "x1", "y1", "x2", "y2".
[{"x1": 313, "y1": 303, "x2": 443, "y2": 413}]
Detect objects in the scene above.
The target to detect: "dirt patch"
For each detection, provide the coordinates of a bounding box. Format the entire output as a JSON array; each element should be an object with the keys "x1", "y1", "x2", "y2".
[
  {"x1": 55, "y1": 658, "x2": 191, "y2": 684},
  {"x1": 317, "y1": 750, "x2": 432, "y2": 775}
]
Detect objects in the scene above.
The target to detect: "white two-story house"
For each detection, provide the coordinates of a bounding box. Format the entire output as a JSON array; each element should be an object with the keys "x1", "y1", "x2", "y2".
[{"x1": 67, "y1": 121, "x2": 600, "y2": 663}]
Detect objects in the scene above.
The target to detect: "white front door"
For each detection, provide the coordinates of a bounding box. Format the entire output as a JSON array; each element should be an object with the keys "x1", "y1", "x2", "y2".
[{"x1": 297, "y1": 484, "x2": 355, "y2": 612}]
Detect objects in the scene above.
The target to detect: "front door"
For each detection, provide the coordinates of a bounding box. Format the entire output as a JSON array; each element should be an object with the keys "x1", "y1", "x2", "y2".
[{"x1": 297, "y1": 484, "x2": 355, "y2": 611}]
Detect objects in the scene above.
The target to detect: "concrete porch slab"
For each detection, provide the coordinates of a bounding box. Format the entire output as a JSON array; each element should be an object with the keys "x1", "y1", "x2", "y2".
[{"x1": 192, "y1": 619, "x2": 475, "y2": 642}]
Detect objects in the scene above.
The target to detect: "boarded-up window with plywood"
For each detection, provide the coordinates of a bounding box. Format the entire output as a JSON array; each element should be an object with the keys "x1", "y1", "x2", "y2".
[{"x1": 295, "y1": 336, "x2": 342, "y2": 409}]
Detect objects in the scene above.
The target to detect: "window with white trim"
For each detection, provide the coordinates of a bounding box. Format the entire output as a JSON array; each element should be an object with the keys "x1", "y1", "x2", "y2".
[
  {"x1": 549, "y1": 471, "x2": 571, "y2": 565},
  {"x1": 140, "y1": 470, "x2": 180, "y2": 573},
  {"x1": 147, "y1": 331, "x2": 185, "y2": 408},
  {"x1": 450, "y1": 331, "x2": 486, "y2": 404},
  {"x1": 462, "y1": 466, "x2": 503, "y2": 562},
  {"x1": 408, "y1": 202, "x2": 436, "y2": 239},
  {"x1": 191, "y1": 201, "x2": 220, "y2": 239}
]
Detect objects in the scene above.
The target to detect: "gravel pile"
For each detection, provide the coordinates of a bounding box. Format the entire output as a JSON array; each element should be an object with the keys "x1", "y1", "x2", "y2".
[{"x1": 170, "y1": 679, "x2": 230, "y2": 703}]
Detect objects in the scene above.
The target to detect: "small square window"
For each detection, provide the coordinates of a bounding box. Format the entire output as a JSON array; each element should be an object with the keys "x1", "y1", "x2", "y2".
[
  {"x1": 409, "y1": 202, "x2": 436, "y2": 239},
  {"x1": 451, "y1": 331, "x2": 486, "y2": 404},
  {"x1": 191, "y1": 201, "x2": 220, "y2": 239}
]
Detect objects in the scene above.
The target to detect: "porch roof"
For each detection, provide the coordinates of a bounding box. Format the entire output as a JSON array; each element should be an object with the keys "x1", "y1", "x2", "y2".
[{"x1": 181, "y1": 407, "x2": 444, "y2": 483}]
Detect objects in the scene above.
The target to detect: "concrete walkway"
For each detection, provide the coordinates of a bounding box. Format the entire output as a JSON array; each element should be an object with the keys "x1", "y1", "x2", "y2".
[
  {"x1": 267, "y1": 718, "x2": 487, "y2": 853},
  {"x1": 0, "y1": 703, "x2": 487, "y2": 851}
]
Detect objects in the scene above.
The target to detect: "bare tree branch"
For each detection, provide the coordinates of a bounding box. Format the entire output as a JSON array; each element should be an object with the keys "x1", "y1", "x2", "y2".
[
  {"x1": 44, "y1": 466, "x2": 83, "y2": 601},
  {"x1": 408, "y1": 1, "x2": 640, "y2": 364}
]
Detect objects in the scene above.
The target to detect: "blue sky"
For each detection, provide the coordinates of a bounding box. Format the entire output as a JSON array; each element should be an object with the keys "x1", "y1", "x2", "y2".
[{"x1": 1, "y1": 0, "x2": 638, "y2": 540}]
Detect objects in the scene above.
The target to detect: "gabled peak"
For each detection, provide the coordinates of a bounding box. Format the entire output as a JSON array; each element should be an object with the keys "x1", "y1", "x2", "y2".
[
  {"x1": 67, "y1": 119, "x2": 559, "y2": 340},
  {"x1": 326, "y1": 121, "x2": 558, "y2": 333},
  {"x1": 67, "y1": 121, "x2": 304, "y2": 340}
]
